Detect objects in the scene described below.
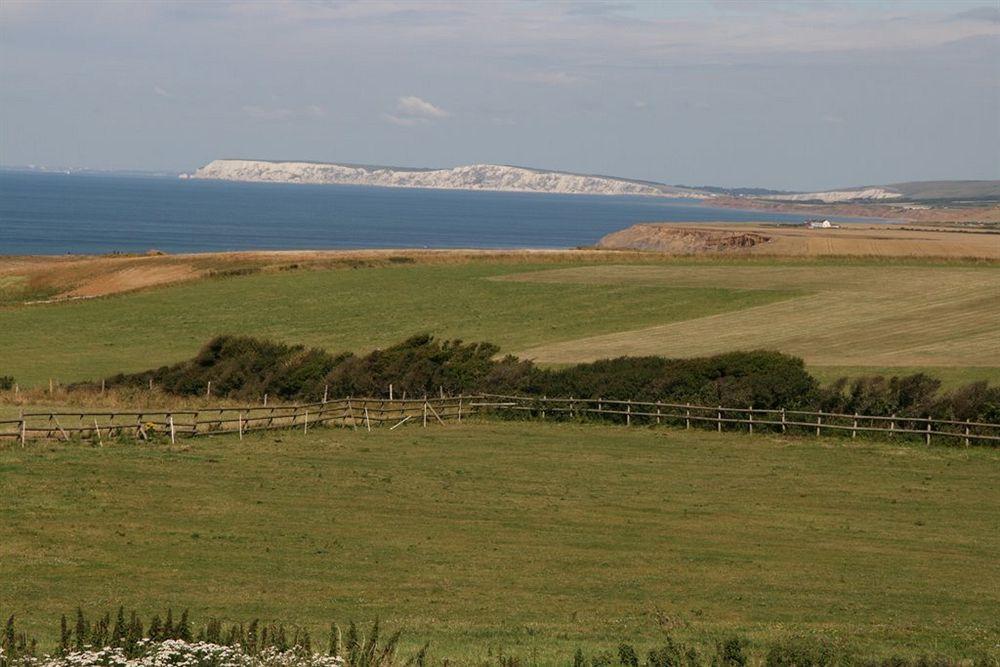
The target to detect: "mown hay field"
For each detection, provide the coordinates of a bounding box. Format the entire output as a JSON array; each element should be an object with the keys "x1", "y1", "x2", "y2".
[
  {"x1": 1, "y1": 421, "x2": 998, "y2": 663},
  {"x1": 1, "y1": 256, "x2": 998, "y2": 387}
]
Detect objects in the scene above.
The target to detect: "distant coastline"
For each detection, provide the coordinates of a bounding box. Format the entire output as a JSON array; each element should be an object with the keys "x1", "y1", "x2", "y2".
[{"x1": 190, "y1": 159, "x2": 709, "y2": 198}]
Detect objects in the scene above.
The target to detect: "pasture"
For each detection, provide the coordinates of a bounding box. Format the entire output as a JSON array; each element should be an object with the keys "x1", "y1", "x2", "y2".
[
  {"x1": 1, "y1": 421, "x2": 998, "y2": 663},
  {"x1": 1, "y1": 254, "x2": 999, "y2": 388}
]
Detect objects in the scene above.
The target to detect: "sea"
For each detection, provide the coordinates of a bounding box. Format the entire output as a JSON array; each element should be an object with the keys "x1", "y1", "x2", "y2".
[{"x1": 1, "y1": 170, "x2": 846, "y2": 255}]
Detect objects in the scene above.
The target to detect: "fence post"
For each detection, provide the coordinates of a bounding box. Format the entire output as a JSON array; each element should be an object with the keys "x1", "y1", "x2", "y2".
[
  {"x1": 238, "y1": 412, "x2": 244, "y2": 441},
  {"x1": 852, "y1": 413, "x2": 858, "y2": 439},
  {"x1": 925, "y1": 418, "x2": 931, "y2": 446},
  {"x1": 323, "y1": 385, "x2": 328, "y2": 404},
  {"x1": 169, "y1": 414, "x2": 176, "y2": 445},
  {"x1": 541, "y1": 396, "x2": 546, "y2": 420},
  {"x1": 263, "y1": 393, "x2": 268, "y2": 406},
  {"x1": 816, "y1": 411, "x2": 822, "y2": 437},
  {"x1": 206, "y1": 381, "x2": 212, "y2": 398},
  {"x1": 423, "y1": 400, "x2": 428, "y2": 428},
  {"x1": 94, "y1": 418, "x2": 103, "y2": 447},
  {"x1": 685, "y1": 403, "x2": 690, "y2": 429},
  {"x1": 717, "y1": 406, "x2": 722, "y2": 432},
  {"x1": 780, "y1": 408, "x2": 786, "y2": 433},
  {"x1": 748, "y1": 406, "x2": 753, "y2": 434},
  {"x1": 657, "y1": 403, "x2": 662, "y2": 426},
  {"x1": 626, "y1": 400, "x2": 631, "y2": 426},
  {"x1": 964, "y1": 421, "x2": 970, "y2": 448},
  {"x1": 890, "y1": 414, "x2": 896, "y2": 437},
  {"x1": 304, "y1": 410, "x2": 309, "y2": 434},
  {"x1": 458, "y1": 396, "x2": 463, "y2": 423},
  {"x1": 19, "y1": 415, "x2": 26, "y2": 447},
  {"x1": 389, "y1": 384, "x2": 393, "y2": 401}
]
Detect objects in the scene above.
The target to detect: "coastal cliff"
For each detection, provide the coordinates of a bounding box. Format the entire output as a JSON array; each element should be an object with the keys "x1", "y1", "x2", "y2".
[{"x1": 191, "y1": 159, "x2": 706, "y2": 198}]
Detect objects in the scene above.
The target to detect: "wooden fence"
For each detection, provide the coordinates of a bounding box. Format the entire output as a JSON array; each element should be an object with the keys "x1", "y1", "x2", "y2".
[
  {"x1": 0, "y1": 396, "x2": 468, "y2": 446},
  {"x1": 476, "y1": 394, "x2": 1000, "y2": 446},
  {"x1": 3, "y1": 393, "x2": 998, "y2": 447}
]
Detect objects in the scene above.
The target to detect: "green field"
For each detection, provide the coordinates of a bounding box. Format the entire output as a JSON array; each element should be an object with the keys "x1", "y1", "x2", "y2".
[
  {"x1": 1, "y1": 257, "x2": 999, "y2": 388},
  {"x1": 1, "y1": 421, "x2": 998, "y2": 663}
]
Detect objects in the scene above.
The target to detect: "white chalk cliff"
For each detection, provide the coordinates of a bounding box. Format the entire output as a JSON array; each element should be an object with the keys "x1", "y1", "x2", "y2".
[
  {"x1": 191, "y1": 159, "x2": 704, "y2": 198},
  {"x1": 760, "y1": 187, "x2": 902, "y2": 203}
]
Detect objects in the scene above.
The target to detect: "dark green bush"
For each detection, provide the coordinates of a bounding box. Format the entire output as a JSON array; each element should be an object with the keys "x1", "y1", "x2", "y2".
[{"x1": 89, "y1": 334, "x2": 1000, "y2": 425}]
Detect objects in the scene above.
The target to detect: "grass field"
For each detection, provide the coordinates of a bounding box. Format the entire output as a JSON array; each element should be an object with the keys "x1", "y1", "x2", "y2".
[
  {"x1": 0, "y1": 260, "x2": 793, "y2": 387},
  {"x1": 2, "y1": 255, "x2": 999, "y2": 388},
  {"x1": 1, "y1": 421, "x2": 998, "y2": 663}
]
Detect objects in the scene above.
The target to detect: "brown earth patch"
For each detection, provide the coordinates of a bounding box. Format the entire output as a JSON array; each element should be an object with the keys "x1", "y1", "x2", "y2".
[
  {"x1": 596, "y1": 222, "x2": 1000, "y2": 259},
  {"x1": 61, "y1": 263, "x2": 202, "y2": 299},
  {"x1": 598, "y1": 224, "x2": 772, "y2": 253}
]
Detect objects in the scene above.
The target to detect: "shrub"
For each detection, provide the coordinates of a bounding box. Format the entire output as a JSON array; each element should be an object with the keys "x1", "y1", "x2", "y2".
[
  {"x1": 0, "y1": 376, "x2": 14, "y2": 391},
  {"x1": 88, "y1": 334, "x2": 1000, "y2": 426},
  {"x1": 712, "y1": 637, "x2": 748, "y2": 667},
  {"x1": 619, "y1": 642, "x2": 639, "y2": 666},
  {"x1": 764, "y1": 637, "x2": 838, "y2": 666}
]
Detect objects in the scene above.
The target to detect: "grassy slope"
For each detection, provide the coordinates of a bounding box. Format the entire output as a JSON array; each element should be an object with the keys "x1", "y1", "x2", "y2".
[
  {"x1": 0, "y1": 262, "x2": 791, "y2": 387},
  {"x1": 1, "y1": 422, "x2": 997, "y2": 663},
  {"x1": 2, "y1": 257, "x2": 998, "y2": 389}
]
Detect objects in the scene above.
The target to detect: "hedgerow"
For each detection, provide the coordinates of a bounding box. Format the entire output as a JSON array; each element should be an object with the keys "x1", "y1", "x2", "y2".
[{"x1": 88, "y1": 334, "x2": 1000, "y2": 423}]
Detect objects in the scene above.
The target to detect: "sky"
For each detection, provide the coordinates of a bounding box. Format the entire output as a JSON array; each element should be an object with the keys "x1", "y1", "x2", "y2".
[{"x1": 1, "y1": 0, "x2": 998, "y2": 190}]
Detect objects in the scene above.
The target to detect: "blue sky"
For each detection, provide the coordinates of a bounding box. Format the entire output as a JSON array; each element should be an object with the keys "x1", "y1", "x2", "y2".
[{"x1": 1, "y1": 0, "x2": 998, "y2": 190}]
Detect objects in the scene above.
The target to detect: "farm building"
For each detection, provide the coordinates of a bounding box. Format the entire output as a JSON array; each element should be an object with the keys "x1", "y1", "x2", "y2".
[{"x1": 804, "y1": 219, "x2": 839, "y2": 229}]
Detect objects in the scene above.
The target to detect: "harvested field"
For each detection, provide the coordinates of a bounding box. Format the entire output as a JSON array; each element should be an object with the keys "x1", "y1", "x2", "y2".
[
  {"x1": 597, "y1": 222, "x2": 1000, "y2": 258},
  {"x1": 506, "y1": 263, "x2": 1000, "y2": 368}
]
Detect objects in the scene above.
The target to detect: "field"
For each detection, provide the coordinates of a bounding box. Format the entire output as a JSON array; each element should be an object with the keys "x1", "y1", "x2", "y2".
[
  {"x1": 2, "y1": 248, "x2": 999, "y2": 663},
  {"x1": 2, "y1": 421, "x2": 999, "y2": 663},
  {"x1": 1, "y1": 252, "x2": 999, "y2": 388},
  {"x1": 598, "y1": 222, "x2": 1000, "y2": 259}
]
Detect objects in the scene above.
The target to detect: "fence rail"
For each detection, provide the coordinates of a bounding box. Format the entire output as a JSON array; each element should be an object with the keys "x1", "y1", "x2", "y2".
[
  {"x1": 478, "y1": 394, "x2": 1000, "y2": 446},
  {"x1": 3, "y1": 393, "x2": 998, "y2": 447},
  {"x1": 0, "y1": 396, "x2": 470, "y2": 445}
]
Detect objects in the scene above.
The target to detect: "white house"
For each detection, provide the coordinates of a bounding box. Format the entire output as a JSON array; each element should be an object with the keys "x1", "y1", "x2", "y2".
[{"x1": 804, "y1": 219, "x2": 838, "y2": 229}]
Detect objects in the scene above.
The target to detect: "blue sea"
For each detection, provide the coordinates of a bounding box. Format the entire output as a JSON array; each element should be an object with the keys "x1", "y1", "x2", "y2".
[{"x1": 1, "y1": 170, "x2": 844, "y2": 255}]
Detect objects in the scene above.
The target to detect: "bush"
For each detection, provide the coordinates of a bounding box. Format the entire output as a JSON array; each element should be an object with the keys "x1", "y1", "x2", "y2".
[
  {"x1": 764, "y1": 637, "x2": 838, "y2": 666},
  {"x1": 89, "y1": 334, "x2": 1000, "y2": 426},
  {"x1": 0, "y1": 376, "x2": 14, "y2": 391}
]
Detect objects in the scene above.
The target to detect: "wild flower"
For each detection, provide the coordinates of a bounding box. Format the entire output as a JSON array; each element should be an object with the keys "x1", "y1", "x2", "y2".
[{"x1": 1, "y1": 640, "x2": 344, "y2": 667}]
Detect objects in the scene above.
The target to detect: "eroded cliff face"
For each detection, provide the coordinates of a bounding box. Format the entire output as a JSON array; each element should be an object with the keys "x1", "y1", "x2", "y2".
[
  {"x1": 597, "y1": 224, "x2": 771, "y2": 253},
  {"x1": 191, "y1": 159, "x2": 705, "y2": 198}
]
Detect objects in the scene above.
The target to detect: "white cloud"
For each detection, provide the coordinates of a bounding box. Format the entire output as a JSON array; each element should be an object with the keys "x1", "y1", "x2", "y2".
[
  {"x1": 153, "y1": 85, "x2": 172, "y2": 98},
  {"x1": 397, "y1": 95, "x2": 450, "y2": 119},
  {"x1": 382, "y1": 95, "x2": 450, "y2": 126},
  {"x1": 381, "y1": 113, "x2": 420, "y2": 127}
]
